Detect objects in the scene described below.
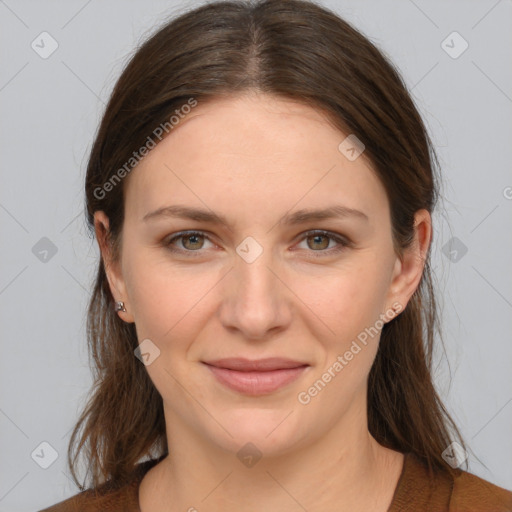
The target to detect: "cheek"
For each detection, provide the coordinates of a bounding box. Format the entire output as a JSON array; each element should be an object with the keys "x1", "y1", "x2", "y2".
[
  {"x1": 294, "y1": 265, "x2": 387, "y2": 409},
  {"x1": 124, "y1": 250, "x2": 220, "y2": 343},
  {"x1": 292, "y1": 257, "x2": 388, "y2": 343}
]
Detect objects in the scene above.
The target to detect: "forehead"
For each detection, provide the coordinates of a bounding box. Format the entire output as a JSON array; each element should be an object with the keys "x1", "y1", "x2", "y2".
[{"x1": 124, "y1": 93, "x2": 388, "y2": 226}]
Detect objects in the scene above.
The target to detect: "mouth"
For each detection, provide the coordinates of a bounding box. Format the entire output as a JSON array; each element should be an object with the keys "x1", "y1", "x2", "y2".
[{"x1": 202, "y1": 357, "x2": 310, "y2": 396}]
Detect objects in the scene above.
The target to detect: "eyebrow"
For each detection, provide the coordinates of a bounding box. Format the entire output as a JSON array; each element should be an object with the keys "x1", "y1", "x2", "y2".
[{"x1": 142, "y1": 204, "x2": 369, "y2": 228}]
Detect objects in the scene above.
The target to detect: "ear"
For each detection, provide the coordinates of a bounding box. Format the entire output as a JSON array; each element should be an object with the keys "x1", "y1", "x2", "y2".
[
  {"x1": 385, "y1": 209, "x2": 432, "y2": 318},
  {"x1": 94, "y1": 211, "x2": 135, "y2": 323}
]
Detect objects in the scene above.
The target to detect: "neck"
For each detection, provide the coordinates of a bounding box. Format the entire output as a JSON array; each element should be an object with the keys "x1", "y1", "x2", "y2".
[{"x1": 140, "y1": 398, "x2": 404, "y2": 512}]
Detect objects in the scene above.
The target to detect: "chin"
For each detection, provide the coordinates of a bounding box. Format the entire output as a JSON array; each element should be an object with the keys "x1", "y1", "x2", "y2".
[{"x1": 208, "y1": 407, "x2": 309, "y2": 460}]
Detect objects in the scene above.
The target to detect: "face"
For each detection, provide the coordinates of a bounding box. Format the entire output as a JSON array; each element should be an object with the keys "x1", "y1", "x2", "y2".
[{"x1": 95, "y1": 92, "x2": 430, "y2": 458}]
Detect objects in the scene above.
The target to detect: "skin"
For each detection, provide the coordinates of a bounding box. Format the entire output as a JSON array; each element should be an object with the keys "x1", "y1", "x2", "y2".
[{"x1": 94, "y1": 91, "x2": 431, "y2": 512}]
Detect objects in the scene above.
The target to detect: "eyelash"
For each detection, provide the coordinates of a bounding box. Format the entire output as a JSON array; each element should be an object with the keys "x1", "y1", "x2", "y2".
[{"x1": 164, "y1": 230, "x2": 351, "y2": 258}]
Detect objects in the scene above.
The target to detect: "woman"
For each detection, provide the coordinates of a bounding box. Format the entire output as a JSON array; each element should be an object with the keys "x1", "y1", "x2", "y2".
[{"x1": 39, "y1": 0, "x2": 512, "y2": 510}]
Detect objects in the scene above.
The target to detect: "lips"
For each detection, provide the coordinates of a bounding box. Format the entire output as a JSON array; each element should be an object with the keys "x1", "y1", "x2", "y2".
[
  {"x1": 203, "y1": 357, "x2": 308, "y2": 372},
  {"x1": 202, "y1": 357, "x2": 309, "y2": 395}
]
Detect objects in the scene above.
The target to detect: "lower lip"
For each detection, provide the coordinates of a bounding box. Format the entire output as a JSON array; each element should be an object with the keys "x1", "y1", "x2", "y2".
[{"x1": 204, "y1": 364, "x2": 309, "y2": 395}]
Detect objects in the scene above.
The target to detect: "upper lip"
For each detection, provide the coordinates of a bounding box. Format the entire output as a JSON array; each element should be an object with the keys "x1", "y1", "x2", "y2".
[{"x1": 203, "y1": 357, "x2": 309, "y2": 372}]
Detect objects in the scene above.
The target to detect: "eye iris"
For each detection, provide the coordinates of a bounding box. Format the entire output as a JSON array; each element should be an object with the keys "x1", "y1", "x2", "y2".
[
  {"x1": 307, "y1": 234, "x2": 329, "y2": 250},
  {"x1": 182, "y1": 233, "x2": 204, "y2": 250}
]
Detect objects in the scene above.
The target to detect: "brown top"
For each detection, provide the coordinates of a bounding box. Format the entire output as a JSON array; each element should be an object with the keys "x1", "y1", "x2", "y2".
[{"x1": 38, "y1": 452, "x2": 512, "y2": 512}]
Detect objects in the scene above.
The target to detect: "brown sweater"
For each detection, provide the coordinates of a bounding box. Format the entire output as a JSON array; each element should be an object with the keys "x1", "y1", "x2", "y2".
[{"x1": 38, "y1": 452, "x2": 512, "y2": 512}]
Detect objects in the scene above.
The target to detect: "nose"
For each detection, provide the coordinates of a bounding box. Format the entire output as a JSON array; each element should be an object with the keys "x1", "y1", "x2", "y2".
[{"x1": 217, "y1": 249, "x2": 293, "y2": 341}]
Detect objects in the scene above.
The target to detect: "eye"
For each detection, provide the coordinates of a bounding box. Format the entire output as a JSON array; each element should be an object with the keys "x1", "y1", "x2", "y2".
[
  {"x1": 164, "y1": 230, "x2": 351, "y2": 257},
  {"x1": 295, "y1": 230, "x2": 351, "y2": 257},
  {"x1": 165, "y1": 231, "x2": 214, "y2": 254}
]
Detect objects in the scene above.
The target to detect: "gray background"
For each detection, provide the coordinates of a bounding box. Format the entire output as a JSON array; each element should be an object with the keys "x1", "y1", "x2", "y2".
[{"x1": 1, "y1": 0, "x2": 511, "y2": 510}]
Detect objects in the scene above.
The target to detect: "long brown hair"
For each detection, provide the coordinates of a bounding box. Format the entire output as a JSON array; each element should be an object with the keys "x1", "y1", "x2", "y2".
[{"x1": 71, "y1": 0, "x2": 467, "y2": 492}]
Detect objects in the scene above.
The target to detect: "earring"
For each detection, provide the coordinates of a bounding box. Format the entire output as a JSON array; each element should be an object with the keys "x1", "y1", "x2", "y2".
[{"x1": 115, "y1": 301, "x2": 127, "y2": 312}]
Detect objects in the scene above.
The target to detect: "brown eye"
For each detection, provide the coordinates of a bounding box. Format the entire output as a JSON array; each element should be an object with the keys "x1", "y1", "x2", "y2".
[
  {"x1": 166, "y1": 231, "x2": 213, "y2": 253},
  {"x1": 180, "y1": 233, "x2": 205, "y2": 250},
  {"x1": 306, "y1": 233, "x2": 330, "y2": 250},
  {"x1": 295, "y1": 230, "x2": 351, "y2": 258}
]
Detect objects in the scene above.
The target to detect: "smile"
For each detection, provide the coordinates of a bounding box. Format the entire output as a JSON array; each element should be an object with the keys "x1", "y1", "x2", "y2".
[{"x1": 202, "y1": 358, "x2": 310, "y2": 395}]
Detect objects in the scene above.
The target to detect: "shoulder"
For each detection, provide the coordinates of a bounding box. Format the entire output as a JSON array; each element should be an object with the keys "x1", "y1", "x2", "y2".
[
  {"x1": 390, "y1": 452, "x2": 512, "y2": 512},
  {"x1": 37, "y1": 485, "x2": 137, "y2": 512},
  {"x1": 37, "y1": 489, "x2": 101, "y2": 512},
  {"x1": 449, "y1": 469, "x2": 512, "y2": 512},
  {"x1": 37, "y1": 457, "x2": 163, "y2": 512}
]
